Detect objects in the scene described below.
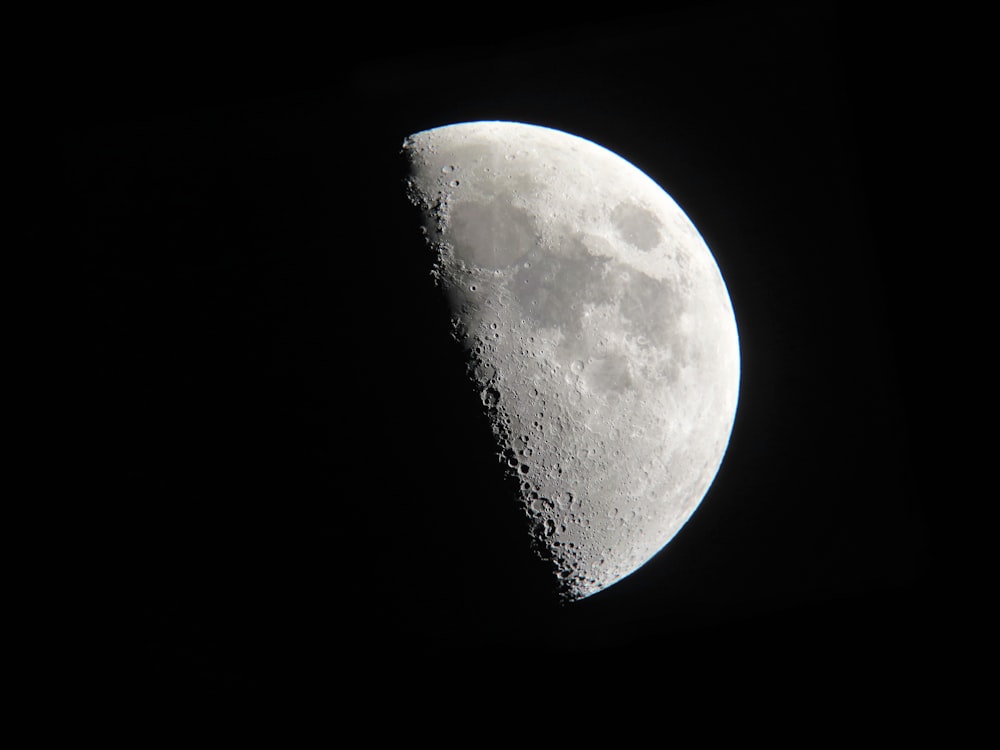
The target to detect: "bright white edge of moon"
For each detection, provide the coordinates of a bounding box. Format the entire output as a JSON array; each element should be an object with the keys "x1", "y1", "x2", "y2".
[{"x1": 402, "y1": 121, "x2": 740, "y2": 602}]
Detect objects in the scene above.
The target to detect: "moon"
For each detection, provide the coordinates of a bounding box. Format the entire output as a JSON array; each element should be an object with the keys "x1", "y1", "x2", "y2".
[{"x1": 402, "y1": 121, "x2": 740, "y2": 602}]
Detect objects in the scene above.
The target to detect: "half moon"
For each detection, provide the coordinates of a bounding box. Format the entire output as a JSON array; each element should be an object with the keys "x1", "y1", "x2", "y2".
[{"x1": 402, "y1": 121, "x2": 740, "y2": 601}]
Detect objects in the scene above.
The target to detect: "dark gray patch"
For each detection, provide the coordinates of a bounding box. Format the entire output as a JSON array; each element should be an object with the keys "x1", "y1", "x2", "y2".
[
  {"x1": 447, "y1": 200, "x2": 538, "y2": 269},
  {"x1": 583, "y1": 355, "x2": 633, "y2": 393},
  {"x1": 611, "y1": 203, "x2": 662, "y2": 252},
  {"x1": 513, "y1": 239, "x2": 611, "y2": 338},
  {"x1": 618, "y1": 270, "x2": 683, "y2": 346}
]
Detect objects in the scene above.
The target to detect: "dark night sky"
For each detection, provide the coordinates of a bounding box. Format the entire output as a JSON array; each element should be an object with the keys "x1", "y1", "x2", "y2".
[{"x1": 50, "y1": 2, "x2": 943, "y2": 699}]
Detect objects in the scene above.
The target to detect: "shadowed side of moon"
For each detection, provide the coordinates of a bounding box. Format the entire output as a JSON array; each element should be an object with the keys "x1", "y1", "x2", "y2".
[{"x1": 369, "y1": 172, "x2": 567, "y2": 643}]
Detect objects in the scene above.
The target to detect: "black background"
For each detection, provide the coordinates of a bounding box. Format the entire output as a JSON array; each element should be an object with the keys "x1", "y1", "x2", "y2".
[{"x1": 50, "y1": 2, "x2": 942, "y2": 699}]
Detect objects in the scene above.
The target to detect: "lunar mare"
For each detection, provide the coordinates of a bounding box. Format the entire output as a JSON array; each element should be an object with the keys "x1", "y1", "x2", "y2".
[{"x1": 402, "y1": 121, "x2": 739, "y2": 601}]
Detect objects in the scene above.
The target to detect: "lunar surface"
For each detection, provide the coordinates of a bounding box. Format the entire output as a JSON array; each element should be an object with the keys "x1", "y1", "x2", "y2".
[{"x1": 402, "y1": 121, "x2": 740, "y2": 601}]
